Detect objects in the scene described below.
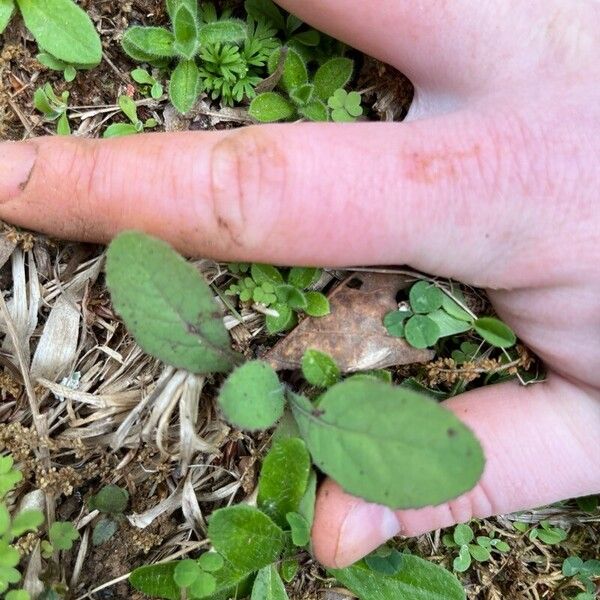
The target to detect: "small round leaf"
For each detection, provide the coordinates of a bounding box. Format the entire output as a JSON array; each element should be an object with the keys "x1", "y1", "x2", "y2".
[
  {"x1": 218, "y1": 361, "x2": 285, "y2": 430},
  {"x1": 409, "y1": 281, "x2": 444, "y2": 314},
  {"x1": 301, "y1": 349, "x2": 340, "y2": 388},
  {"x1": 174, "y1": 559, "x2": 201, "y2": 587},
  {"x1": 197, "y1": 552, "x2": 224, "y2": 573},
  {"x1": 404, "y1": 315, "x2": 440, "y2": 349}
]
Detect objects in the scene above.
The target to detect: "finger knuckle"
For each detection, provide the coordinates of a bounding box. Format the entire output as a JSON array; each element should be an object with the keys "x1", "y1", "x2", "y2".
[{"x1": 209, "y1": 127, "x2": 286, "y2": 250}]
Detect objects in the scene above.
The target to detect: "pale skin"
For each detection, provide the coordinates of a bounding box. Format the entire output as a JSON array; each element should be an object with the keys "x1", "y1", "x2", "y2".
[{"x1": 1, "y1": 0, "x2": 599, "y2": 569}]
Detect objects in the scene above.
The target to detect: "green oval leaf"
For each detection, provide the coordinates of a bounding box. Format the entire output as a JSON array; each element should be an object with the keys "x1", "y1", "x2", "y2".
[
  {"x1": 89, "y1": 485, "x2": 129, "y2": 514},
  {"x1": 404, "y1": 315, "x2": 440, "y2": 349},
  {"x1": 16, "y1": 0, "x2": 101, "y2": 65},
  {"x1": 122, "y1": 26, "x2": 176, "y2": 61},
  {"x1": 299, "y1": 99, "x2": 328, "y2": 122},
  {"x1": 301, "y1": 349, "x2": 340, "y2": 388},
  {"x1": 199, "y1": 19, "x2": 247, "y2": 46},
  {"x1": 275, "y1": 285, "x2": 307, "y2": 311},
  {"x1": 383, "y1": 311, "x2": 409, "y2": 338},
  {"x1": 251, "y1": 264, "x2": 284, "y2": 285},
  {"x1": 442, "y1": 290, "x2": 472, "y2": 322},
  {"x1": 287, "y1": 267, "x2": 321, "y2": 289},
  {"x1": 468, "y1": 543, "x2": 491, "y2": 562},
  {"x1": 409, "y1": 281, "x2": 444, "y2": 314},
  {"x1": 268, "y1": 47, "x2": 307, "y2": 92},
  {"x1": 218, "y1": 361, "x2": 285, "y2": 430},
  {"x1": 313, "y1": 57, "x2": 353, "y2": 102},
  {"x1": 251, "y1": 565, "x2": 289, "y2": 600},
  {"x1": 208, "y1": 506, "x2": 285, "y2": 573},
  {"x1": 92, "y1": 518, "x2": 118, "y2": 546},
  {"x1": 427, "y1": 309, "x2": 472, "y2": 338},
  {"x1": 291, "y1": 379, "x2": 484, "y2": 509},
  {"x1": 303, "y1": 291, "x2": 330, "y2": 317},
  {"x1": 103, "y1": 123, "x2": 140, "y2": 138},
  {"x1": 169, "y1": 59, "x2": 200, "y2": 113},
  {"x1": 331, "y1": 554, "x2": 465, "y2": 600},
  {"x1": 453, "y1": 524, "x2": 474, "y2": 546},
  {"x1": 474, "y1": 317, "x2": 517, "y2": 348},
  {"x1": 106, "y1": 232, "x2": 238, "y2": 374},
  {"x1": 257, "y1": 438, "x2": 311, "y2": 527},
  {"x1": 266, "y1": 303, "x2": 297, "y2": 334},
  {"x1": 285, "y1": 512, "x2": 310, "y2": 547},
  {"x1": 173, "y1": 5, "x2": 199, "y2": 58},
  {"x1": 249, "y1": 92, "x2": 295, "y2": 123}
]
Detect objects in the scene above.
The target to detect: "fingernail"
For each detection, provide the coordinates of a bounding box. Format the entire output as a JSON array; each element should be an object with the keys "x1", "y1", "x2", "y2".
[
  {"x1": 334, "y1": 502, "x2": 400, "y2": 567},
  {"x1": 0, "y1": 142, "x2": 37, "y2": 204}
]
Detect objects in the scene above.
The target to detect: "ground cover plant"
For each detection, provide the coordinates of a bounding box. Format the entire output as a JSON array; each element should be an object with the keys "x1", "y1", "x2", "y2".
[
  {"x1": 0, "y1": 0, "x2": 101, "y2": 77},
  {"x1": 1, "y1": 0, "x2": 599, "y2": 599}
]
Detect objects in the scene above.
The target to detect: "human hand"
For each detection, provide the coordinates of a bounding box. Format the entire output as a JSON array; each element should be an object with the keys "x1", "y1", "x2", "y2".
[{"x1": 1, "y1": 0, "x2": 599, "y2": 570}]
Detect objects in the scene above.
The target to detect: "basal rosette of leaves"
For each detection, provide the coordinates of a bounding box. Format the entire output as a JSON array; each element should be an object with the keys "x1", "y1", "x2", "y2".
[
  {"x1": 121, "y1": 0, "x2": 281, "y2": 112},
  {"x1": 1, "y1": 0, "x2": 102, "y2": 79},
  {"x1": 106, "y1": 231, "x2": 483, "y2": 600},
  {"x1": 249, "y1": 47, "x2": 363, "y2": 123}
]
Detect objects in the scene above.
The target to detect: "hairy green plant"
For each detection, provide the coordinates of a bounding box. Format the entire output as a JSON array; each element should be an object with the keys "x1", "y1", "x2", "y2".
[
  {"x1": 131, "y1": 68, "x2": 164, "y2": 99},
  {"x1": 1, "y1": 0, "x2": 101, "y2": 77},
  {"x1": 249, "y1": 48, "x2": 355, "y2": 122},
  {"x1": 121, "y1": 1, "x2": 278, "y2": 112},
  {"x1": 384, "y1": 280, "x2": 517, "y2": 350},
  {"x1": 443, "y1": 524, "x2": 509, "y2": 572},
  {"x1": 225, "y1": 264, "x2": 329, "y2": 334},
  {"x1": 33, "y1": 83, "x2": 71, "y2": 135},
  {"x1": 103, "y1": 95, "x2": 158, "y2": 138},
  {"x1": 105, "y1": 231, "x2": 486, "y2": 600}
]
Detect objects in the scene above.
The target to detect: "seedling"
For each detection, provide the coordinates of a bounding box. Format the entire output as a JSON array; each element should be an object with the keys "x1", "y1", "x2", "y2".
[
  {"x1": 131, "y1": 68, "x2": 164, "y2": 99},
  {"x1": 384, "y1": 280, "x2": 517, "y2": 350},
  {"x1": 249, "y1": 48, "x2": 355, "y2": 122},
  {"x1": 328, "y1": 88, "x2": 363, "y2": 122},
  {"x1": 122, "y1": 1, "x2": 278, "y2": 112},
  {"x1": 562, "y1": 556, "x2": 600, "y2": 599},
  {"x1": 225, "y1": 263, "x2": 329, "y2": 334},
  {"x1": 88, "y1": 484, "x2": 129, "y2": 545},
  {"x1": 443, "y1": 524, "x2": 509, "y2": 572},
  {"x1": 33, "y1": 84, "x2": 71, "y2": 135},
  {"x1": 1, "y1": 0, "x2": 101, "y2": 76},
  {"x1": 104, "y1": 95, "x2": 158, "y2": 138},
  {"x1": 512, "y1": 519, "x2": 568, "y2": 545}
]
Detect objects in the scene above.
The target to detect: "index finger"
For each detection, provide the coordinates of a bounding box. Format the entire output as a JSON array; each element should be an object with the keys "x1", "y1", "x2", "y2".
[{"x1": 0, "y1": 115, "x2": 541, "y2": 287}]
